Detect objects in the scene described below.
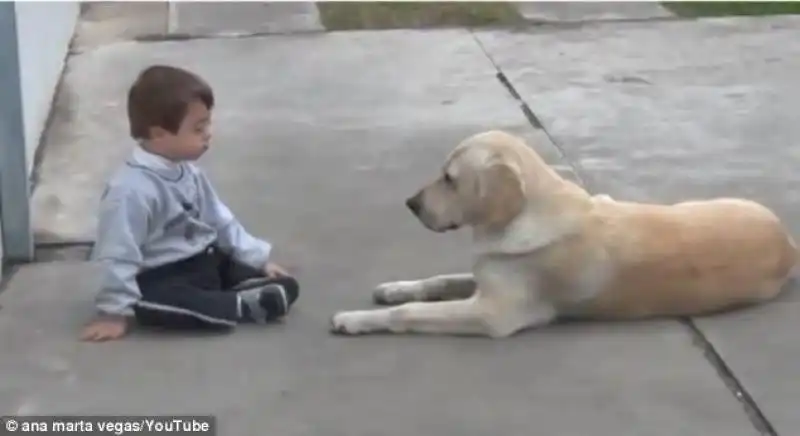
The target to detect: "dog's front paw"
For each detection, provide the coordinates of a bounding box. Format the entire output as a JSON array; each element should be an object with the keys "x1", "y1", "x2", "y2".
[
  {"x1": 330, "y1": 311, "x2": 369, "y2": 335},
  {"x1": 330, "y1": 309, "x2": 393, "y2": 335},
  {"x1": 373, "y1": 280, "x2": 423, "y2": 305}
]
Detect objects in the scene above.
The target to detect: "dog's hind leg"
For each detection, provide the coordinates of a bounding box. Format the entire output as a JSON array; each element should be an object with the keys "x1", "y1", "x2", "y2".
[{"x1": 372, "y1": 273, "x2": 476, "y2": 305}]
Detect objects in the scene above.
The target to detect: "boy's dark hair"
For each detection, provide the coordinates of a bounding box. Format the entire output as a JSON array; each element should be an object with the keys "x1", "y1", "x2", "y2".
[{"x1": 127, "y1": 65, "x2": 215, "y2": 140}]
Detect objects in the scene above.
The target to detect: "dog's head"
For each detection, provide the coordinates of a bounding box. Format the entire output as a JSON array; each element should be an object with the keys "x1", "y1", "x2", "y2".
[{"x1": 405, "y1": 131, "x2": 529, "y2": 233}]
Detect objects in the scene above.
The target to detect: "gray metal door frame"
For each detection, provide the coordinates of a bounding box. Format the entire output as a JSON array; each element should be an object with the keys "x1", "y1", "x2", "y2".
[{"x1": 0, "y1": 1, "x2": 35, "y2": 263}]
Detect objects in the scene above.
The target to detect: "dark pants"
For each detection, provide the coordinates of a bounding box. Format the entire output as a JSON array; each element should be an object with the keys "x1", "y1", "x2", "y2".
[{"x1": 132, "y1": 246, "x2": 297, "y2": 330}]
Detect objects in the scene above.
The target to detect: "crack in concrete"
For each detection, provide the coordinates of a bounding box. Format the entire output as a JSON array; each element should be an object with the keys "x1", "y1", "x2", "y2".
[
  {"x1": 683, "y1": 318, "x2": 778, "y2": 436},
  {"x1": 67, "y1": 29, "x2": 328, "y2": 56},
  {"x1": 468, "y1": 28, "x2": 779, "y2": 436},
  {"x1": 512, "y1": 15, "x2": 684, "y2": 31},
  {"x1": 468, "y1": 29, "x2": 587, "y2": 188},
  {"x1": 134, "y1": 28, "x2": 327, "y2": 43}
]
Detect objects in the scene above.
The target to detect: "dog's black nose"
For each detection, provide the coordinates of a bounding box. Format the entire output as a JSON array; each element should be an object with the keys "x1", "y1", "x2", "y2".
[{"x1": 406, "y1": 196, "x2": 421, "y2": 214}]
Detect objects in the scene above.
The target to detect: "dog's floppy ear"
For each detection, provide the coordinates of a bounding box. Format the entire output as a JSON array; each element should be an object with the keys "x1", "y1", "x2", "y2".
[{"x1": 478, "y1": 159, "x2": 526, "y2": 229}]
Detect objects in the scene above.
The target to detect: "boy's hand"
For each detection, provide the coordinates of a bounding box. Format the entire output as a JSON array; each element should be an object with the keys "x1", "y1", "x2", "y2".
[
  {"x1": 264, "y1": 262, "x2": 289, "y2": 278},
  {"x1": 80, "y1": 314, "x2": 129, "y2": 342}
]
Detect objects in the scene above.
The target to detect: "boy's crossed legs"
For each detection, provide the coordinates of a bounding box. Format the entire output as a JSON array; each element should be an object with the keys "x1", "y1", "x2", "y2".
[
  {"x1": 132, "y1": 246, "x2": 299, "y2": 330},
  {"x1": 81, "y1": 248, "x2": 300, "y2": 341}
]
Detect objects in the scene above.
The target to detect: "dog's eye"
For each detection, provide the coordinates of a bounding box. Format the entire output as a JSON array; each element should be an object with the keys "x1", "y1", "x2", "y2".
[{"x1": 443, "y1": 173, "x2": 454, "y2": 184}]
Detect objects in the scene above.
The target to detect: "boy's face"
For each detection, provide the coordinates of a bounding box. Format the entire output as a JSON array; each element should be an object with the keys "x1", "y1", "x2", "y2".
[{"x1": 149, "y1": 100, "x2": 212, "y2": 161}]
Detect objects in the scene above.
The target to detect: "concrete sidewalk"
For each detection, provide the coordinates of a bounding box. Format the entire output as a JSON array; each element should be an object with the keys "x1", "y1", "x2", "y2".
[
  {"x1": 5, "y1": 13, "x2": 800, "y2": 436},
  {"x1": 69, "y1": 0, "x2": 674, "y2": 51}
]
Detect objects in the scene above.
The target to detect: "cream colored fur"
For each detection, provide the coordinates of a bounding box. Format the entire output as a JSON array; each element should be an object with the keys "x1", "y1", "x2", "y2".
[{"x1": 330, "y1": 130, "x2": 798, "y2": 338}]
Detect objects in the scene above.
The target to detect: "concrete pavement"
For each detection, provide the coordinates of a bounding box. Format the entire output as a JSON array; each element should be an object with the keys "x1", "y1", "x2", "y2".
[
  {"x1": 5, "y1": 11, "x2": 800, "y2": 436},
  {"x1": 69, "y1": 0, "x2": 676, "y2": 54},
  {"x1": 515, "y1": 1, "x2": 674, "y2": 23},
  {"x1": 70, "y1": 1, "x2": 322, "y2": 55}
]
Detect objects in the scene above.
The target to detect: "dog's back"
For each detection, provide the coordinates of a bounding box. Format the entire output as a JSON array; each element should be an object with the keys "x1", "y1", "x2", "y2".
[{"x1": 553, "y1": 197, "x2": 798, "y2": 319}]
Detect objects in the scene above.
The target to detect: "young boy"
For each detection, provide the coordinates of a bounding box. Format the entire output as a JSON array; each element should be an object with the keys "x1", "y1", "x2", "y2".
[{"x1": 80, "y1": 65, "x2": 299, "y2": 342}]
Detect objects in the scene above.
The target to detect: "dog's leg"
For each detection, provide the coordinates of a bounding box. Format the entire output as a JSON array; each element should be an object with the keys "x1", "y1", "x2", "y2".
[
  {"x1": 372, "y1": 273, "x2": 476, "y2": 305},
  {"x1": 331, "y1": 296, "x2": 555, "y2": 338}
]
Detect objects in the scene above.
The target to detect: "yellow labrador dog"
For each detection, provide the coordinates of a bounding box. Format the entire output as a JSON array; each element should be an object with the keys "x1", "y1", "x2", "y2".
[{"x1": 330, "y1": 130, "x2": 798, "y2": 338}]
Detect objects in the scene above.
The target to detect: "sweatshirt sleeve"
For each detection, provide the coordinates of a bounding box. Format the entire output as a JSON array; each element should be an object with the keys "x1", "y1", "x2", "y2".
[
  {"x1": 90, "y1": 185, "x2": 151, "y2": 317},
  {"x1": 195, "y1": 169, "x2": 272, "y2": 270}
]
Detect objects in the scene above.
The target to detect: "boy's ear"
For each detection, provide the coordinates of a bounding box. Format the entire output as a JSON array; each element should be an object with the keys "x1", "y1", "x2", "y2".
[{"x1": 148, "y1": 126, "x2": 170, "y2": 140}]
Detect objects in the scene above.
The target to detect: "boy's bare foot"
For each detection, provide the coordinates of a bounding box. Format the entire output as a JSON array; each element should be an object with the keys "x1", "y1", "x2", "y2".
[{"x1": 80, "y1": 315, "x2": 130, "y2": 342}]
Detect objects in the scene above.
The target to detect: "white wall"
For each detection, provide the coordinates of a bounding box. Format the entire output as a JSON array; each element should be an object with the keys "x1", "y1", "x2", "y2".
[
  {"x1": 0, "y1": 216, "x2": 4, "y2": 272},
  {"x1": 15, "y1": 1, "x2": 79, "y2": 175}
]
